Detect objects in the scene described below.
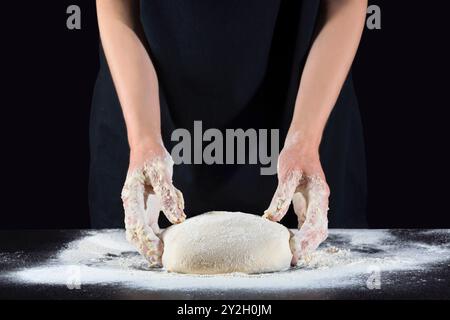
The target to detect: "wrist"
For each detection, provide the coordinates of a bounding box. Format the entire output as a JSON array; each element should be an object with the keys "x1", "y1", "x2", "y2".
[
  {"x1": 285, "y1": 129, "x2": 321, "y2": 155},
  {"x1": 129, "y1": 134, "x2": 164, "y2": 154},
  {"x1": 128, "y1": 138, "x2": 168, "y2": 169}
]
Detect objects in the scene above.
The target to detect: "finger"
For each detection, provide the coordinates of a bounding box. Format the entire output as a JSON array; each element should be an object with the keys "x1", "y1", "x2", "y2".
[
  {"x1": 292, "y1": 192, "x2": 307, "y2": 229},
  {"x1": 145, "y1": 158, "x2": 186, "y2": 224},
  {"x1": 289, "y1": 227, "x2": 316, "y2": 265},
  {"x1": 263, "y1": 170, "x2": 302, "y2": 222},
  {"x1": 174, "y1": 186, "x2": 186, "y2": 215},
  {"x1": 154, "y1": 179, "x2": 186, "y2": 224},
  {"x1": 291, "y1": 176, "x2": 330, "y2": 261},
  {"x1": 121, "y1": 168, "x2": 147, "y2": 222},
  {"x1": 296, "y1": 226, "x2": 328, "y2": 257},
  {"x1": 145, "y1": 193, "x2": 162, "y2": 235},
  {"x1": 125, "y1": 224, "x2": 163, "y2": 267},
  {"x1": 289, "y1": 233, "x2": 301, "y2": 266},
  {"x1": 304, "y1": 175, "x2": 330, "y2": 227},
  {"x1": 122, "y1": 169, "x2": 163, "y2": 266}
]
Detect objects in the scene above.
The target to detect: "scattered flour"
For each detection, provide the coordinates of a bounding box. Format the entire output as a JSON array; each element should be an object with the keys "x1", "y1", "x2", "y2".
[{"x1": 4, "y1": 229, "x2": 450, "y2": 291}]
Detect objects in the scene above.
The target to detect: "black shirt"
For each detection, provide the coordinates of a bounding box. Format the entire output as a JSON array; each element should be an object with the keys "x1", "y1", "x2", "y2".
[{"x1": 89, "y1": 0, "x2": 367, "y2": 228}]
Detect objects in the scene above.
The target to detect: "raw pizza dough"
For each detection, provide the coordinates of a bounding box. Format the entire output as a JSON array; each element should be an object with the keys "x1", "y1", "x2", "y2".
[{"x1": 161, "y1": 211, "x2": 293, "y2": 274}]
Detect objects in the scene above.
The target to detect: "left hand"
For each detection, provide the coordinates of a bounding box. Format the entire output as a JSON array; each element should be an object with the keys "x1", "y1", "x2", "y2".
[{"x1": 263, "y1": 133, "x2": 330, "y2": 265}]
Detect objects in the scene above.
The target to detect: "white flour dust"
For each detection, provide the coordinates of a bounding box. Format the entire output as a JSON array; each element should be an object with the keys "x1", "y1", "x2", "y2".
[{"x1": 5, "y1": 229, "x2": 450, "y2": 291}]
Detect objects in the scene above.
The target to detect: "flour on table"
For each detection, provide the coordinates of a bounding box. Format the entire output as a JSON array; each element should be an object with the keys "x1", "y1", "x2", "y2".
[{"x1": 5, "y1": 229, "x2": 450, "y2": 291}]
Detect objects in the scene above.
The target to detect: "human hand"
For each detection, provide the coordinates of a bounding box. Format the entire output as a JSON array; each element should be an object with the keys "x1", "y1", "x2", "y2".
[
  {"x1": 121, "y1": 141, "x2": 186, "y2": 266},
  {"x1": 263, "y1": 133, "x2": 329, "y2": 265}
]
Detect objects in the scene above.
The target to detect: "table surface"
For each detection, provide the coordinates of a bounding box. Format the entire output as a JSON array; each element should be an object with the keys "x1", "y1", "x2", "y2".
[{"x1": 1, "y1": 229, "x2": 449, "y2": 300}]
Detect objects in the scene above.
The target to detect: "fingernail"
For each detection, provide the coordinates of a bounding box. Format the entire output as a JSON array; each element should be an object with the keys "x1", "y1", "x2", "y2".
[
  {"x1": 263, "y1": 210, "x2": 280, "y2": 221},
  {"x1": 262, "y1": 210, "x2": 272, "y2": 219}
]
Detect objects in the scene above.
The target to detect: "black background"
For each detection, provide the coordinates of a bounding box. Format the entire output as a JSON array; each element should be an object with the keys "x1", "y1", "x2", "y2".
[{"x1": 1, "y1": 1, "x2": 448, "y2": 229}]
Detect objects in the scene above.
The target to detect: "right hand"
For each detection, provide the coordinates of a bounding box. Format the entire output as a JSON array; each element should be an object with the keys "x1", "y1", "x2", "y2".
[
  {"x1": 263, "y1": 133, "x2": 329, "y2": 265},
  {"x1": 121, "y1": 141, "x2": 186, "y2": 267}
]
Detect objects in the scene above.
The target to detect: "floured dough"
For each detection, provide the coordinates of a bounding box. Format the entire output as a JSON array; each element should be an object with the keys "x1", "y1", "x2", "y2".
[{"x1": 161, "y1": 211, "x2": 292, "y2": 274}]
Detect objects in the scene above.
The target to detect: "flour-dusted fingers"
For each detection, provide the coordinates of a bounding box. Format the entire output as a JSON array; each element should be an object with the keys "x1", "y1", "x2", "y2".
[
  {"x1": 292, "y1": 192, "x2": 307, "y2": 229},
  {"x1": 304, "y1": 175, "x2": 329, "y2": 232},
  {"x1": 121, "y1": 167, "x2": 163, "y2": 266},
  {"x1": 154, "y1": 179, "x2": 186, "y2": 224},
  {"x1": 144, "y1": 193, "x2": 162, "y2": 235},
  {"x1": 126, "y1": 224, "x2": 163, "y2": 267},
  {"x1": 123, "y1": 196, "x2": 163, "y2": 266},
  {"x1": 290, "y1": 224, "x2": 325, "y2": 265},
  {"x1": 121, "y1": 167, "x2": 147, "y2": 227},
  {"x1": 295, "y1": 176, "x2": 329, "y2": 260},
  {"x1": 173, "y1": 186, "x2": 186, "y2": 218},
  {"x1": 289, "y1": 230, "x2": 302, "y2": 265},
  {"x1": 263, "y1": 170, "x2": 302, "y2": 222},
  {"x1": 145, "y1": 156, "x2": 186, "y2": 224}
]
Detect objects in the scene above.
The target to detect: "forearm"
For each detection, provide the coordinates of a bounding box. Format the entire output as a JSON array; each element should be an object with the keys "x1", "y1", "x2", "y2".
[
  {"x1": 96, "y1": 0, "x2": 161, "y2": 149},
  {"x1": 288, "y1": 0, "x2": 367, "y2": 150}
]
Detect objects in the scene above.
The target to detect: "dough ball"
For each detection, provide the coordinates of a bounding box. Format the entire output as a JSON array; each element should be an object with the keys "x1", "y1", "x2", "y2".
[{"x1": 161, "y1": 211, "x2": 292, "y2": 274}]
